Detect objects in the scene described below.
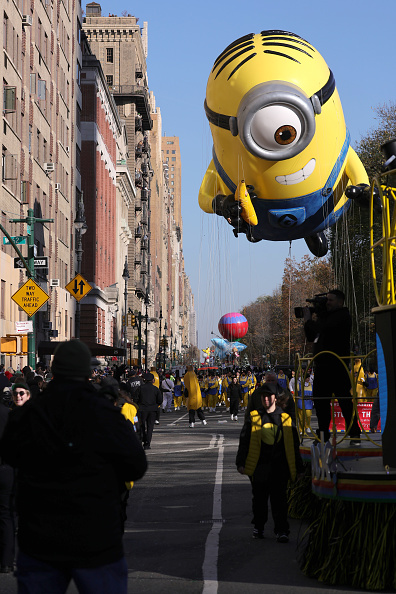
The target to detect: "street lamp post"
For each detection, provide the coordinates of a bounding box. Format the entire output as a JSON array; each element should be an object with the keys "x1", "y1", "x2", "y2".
[
  {"x1": 144, "y1": 291, "x2": 149, "y2": 372},
  {"x1": 163, "y1": 321, "x2": 167, "y2": 370},
  {"x1": 122, "y1": 257, "x2": 129, "y2": 366},
  {"x1": 158, "y1": 308, "x2": 162, "y2": 371},
  {"x1": 74, "y1": 192, "x2": 87, "y2": 340}
]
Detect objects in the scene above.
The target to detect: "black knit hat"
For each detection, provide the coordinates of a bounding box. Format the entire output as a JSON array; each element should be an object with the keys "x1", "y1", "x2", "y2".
[
  {"x1": 260, "y1": 382, "x2": 279, "y2": 395},
  {"x1": 51, "y1": 340, "x2": 92, "y2": 378},
  {"x1": 142, "y1": 372, "x2": 154, "y2": 382}
]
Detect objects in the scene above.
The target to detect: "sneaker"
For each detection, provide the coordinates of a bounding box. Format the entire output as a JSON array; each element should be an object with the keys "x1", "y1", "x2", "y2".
[
  {"x1": 276, "y1": 533, "x2": 289, "y2": 543},
  {"x1": 350, "y1": 439, "x2": 361, "y2": 447},
  {"x1": 202, "y1": 420, "x2": 207, "y2": 426},
  {"x1": 189, "y1": 423, "x2": 195, "y2": 428},
  {"x1": 230, "y1": 414, "x2": 234, "y2": 421},
  {"x1": 154, "y1": 420, "x2": 160, "y2": 425},
  {"x1": 234, "y1": 415, "x2": 238, "y2": 421},
  {"x1": 253, "y1": 528, "x2": 264, "y2": 539}
]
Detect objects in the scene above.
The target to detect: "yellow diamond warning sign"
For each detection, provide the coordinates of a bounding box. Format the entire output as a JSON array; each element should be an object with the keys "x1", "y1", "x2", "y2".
[
  {"x1": 65, "y1": 273, "x2": 92, "y2": 302},
  {"x1": 11, "y1": 279, "x2": 50, "y2": 317}
]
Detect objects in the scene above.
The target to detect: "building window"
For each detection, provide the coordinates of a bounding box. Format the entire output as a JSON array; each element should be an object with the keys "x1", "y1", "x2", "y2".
[
  {"x1": 3, "y1": 85, "x2": 16, "y2": 112},
  {"x1": 171, "y1": 157, "x2": 176, "y2": 162},
  {"x1": 3, "y1": 13, "x2": 8, "y2": 51},
  {"x1": 166, "y1": 141, "x2": 174, "y2": 145},
  {"x1": 106, "y1": 75, "x2": 113, "y2": 87},
  {"x1": 106, "y1": 48, "x2": 113, "y2": 63},
  {"x1": 172, "y1": 150, "x2": 176, "y2": 154}
]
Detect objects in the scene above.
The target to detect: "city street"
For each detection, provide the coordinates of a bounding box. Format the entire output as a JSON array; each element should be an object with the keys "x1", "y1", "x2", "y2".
[{"x1": 1, "y1": 406, "x2": 366, "y2": 594}]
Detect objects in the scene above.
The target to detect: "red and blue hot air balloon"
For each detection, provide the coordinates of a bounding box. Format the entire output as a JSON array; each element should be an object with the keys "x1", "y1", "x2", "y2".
[{"x1": 218, "y1": 312, "x2": 248, "y2": 342}]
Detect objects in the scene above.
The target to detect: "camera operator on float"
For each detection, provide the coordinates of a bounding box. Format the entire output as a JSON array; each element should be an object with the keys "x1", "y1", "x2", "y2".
[{"x1": 303, "y1": 289, "x2": 360, "y2": 444}]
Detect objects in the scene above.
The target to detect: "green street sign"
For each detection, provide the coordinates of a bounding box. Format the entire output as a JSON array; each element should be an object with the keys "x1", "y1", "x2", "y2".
[{"x1": 3, "y1": 236, "x2": 26, "y2": 245}]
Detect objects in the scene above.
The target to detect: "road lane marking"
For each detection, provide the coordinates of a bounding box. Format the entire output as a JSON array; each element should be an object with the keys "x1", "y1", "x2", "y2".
[
  {"x1": 202, "y1": 434, "x2": 224, "y2": 594},
  {"x1": 168, "y1": 413, "x2": 189, "y2": 425}
]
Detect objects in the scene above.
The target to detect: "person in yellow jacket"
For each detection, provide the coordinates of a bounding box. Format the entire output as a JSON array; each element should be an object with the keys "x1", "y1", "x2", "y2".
[
  {"x1": 236, "y1": 382, "x2": 303, "y2": 541},
  {"x1": 150, "y1": 367, "x2": 161, "y2": 425},
  {"x1": 119, "y1": 382, "x2": 141, "y2": 527},
  {"x1": 184, "y1": 366, "x2": 207, "y2": 428},
  {"x1": 365, "y1": 369, "x2": 378, "y2": 400},
  {"x1": 247, "y1": 369, "x2": 257, "y2": 399},
  {"x1": 173, "y1": 372, "x2": 183, "y2": 411},
  {"x1": 206, "y1": 371, "x2": 219, "y2": 412},
  {"x1": 352, "y1": 358, "x2": 366, "y2": 402},
  {"x1": 239, "y1": 370, "x2": 250, "y2": 410},
  {"x1": 277, "y1": 369, "x2": 289, "y2": 391},
  {"x1": 198, "y1": 375, "x2": 208, "y2": 409}
]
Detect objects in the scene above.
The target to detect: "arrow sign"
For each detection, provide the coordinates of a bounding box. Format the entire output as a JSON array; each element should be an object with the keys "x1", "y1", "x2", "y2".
[
  {"x1": 14, "y1": 258, "x2": 25, "y2": 269},
  {"x1": 65, "y1": 273, "x2": 92, "y2": 302},
  {"x1": 34, "y1": 257, "x2": 48, "y2": 268}
]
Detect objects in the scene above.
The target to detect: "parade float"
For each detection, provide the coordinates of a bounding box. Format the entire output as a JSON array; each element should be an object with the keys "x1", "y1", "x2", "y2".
[{"x1": 294, "y1": 143, "x2": 396, "y2": 591}]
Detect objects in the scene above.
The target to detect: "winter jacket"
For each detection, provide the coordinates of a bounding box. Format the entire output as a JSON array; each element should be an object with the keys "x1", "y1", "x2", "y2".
[{"x1": 0, "y1": 379, "x2": 147, "y2": 568}]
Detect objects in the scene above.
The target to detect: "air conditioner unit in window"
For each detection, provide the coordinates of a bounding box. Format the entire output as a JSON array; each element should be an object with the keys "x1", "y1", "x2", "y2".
[
  {"x1": 44, "y1": 163, "x2": 55, "y2": 173},
  {"x1": 22, "y1": 15, "x2": 33, "y2": 26},
  {"x1": 50, "y1": 279, "x2": 60, "y2": 287},
  {"x1": 55, "y1": 183, "x2": 61, "y2": 190}
]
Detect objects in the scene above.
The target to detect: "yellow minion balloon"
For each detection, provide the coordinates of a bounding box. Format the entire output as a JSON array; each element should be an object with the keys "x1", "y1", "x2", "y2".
[{"x1": 199, "y1": 30, "x2": 369, "y2": 256}]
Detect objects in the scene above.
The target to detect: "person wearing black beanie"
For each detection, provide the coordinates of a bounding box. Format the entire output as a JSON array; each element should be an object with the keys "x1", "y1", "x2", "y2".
[{"x1": 0, "y1": 339, "x2": 147, "y2": 593}]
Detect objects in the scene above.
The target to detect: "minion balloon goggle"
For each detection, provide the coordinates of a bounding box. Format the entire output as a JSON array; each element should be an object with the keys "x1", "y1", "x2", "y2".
[{"x1": 204, "y1": 70, "x2": 335, "y2": 161}]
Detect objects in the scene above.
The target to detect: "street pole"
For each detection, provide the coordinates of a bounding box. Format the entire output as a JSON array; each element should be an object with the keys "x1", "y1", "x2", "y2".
[
  {"x1": 137, "y1": 312, "x2": 142, "y2": 369},
  {"x1": 144, "y1": 291, "x2": 149, "y2": 372},
  {"x1": 74, "y1": 193, "x2": 87, "y2": 340},
  {"x1": 163, "y1": 321, "x2": 167, "y2": 370},
  {"x1": 158, "y1": 308, "x2": 162, "y2": 371},
  {"x1": 10, "y1": 208, "x2": 54, "y2": 368},
  {"x1": 122, "y1": 257, "x2": 129, "y2": 366}
]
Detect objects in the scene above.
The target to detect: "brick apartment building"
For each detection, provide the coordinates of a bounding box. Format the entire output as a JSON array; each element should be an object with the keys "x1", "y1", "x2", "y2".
[{"x1": 0, "y1": 0, "x2": 83, "y2": 368}]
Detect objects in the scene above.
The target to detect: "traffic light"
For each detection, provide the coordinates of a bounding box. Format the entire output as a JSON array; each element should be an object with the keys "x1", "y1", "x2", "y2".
[
  {"x1": 122, "y1": 315, "x2": 125, "y2": 326},
  {"x1": 131, "y1": 314, "x2": 136, "y2": 327}
]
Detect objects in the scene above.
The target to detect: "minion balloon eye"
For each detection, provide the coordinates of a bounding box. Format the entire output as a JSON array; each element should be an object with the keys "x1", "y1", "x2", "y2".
[{"x1": 199, "y1": 31, "x2": 369, "y2": 257}]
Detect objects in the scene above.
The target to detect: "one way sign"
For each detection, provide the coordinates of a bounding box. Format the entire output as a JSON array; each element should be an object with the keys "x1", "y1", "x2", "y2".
[
  {"x1": 65, "y1": 273, "x2": 92, "y2": 302},
  {"x1": 14, "y1": 256, "x2": 48, "y2": 269}
]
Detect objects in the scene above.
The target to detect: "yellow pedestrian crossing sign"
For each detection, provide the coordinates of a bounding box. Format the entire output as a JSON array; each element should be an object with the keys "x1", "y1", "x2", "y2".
[
  {"x1": 65, "y1": 273, "x2": 92, "y2": 302},
  {"x1": 11, "y1": 279, "x2": 50, "y2": 317}
]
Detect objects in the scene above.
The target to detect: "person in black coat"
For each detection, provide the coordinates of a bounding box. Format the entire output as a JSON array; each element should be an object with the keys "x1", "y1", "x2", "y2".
[
  {"x1": 0, "y1": 340, "x2": 147, "y2": 594},
  {"x1": 227, "y1": 376, "x2": 243, "y2": 421},
  {"x1": 304, "y1": 289, "x2": 360, "y2": 443},
  {"x1": 134, "y1": 372, "x2": 162, "y2": 450},
  {"x1": 0, "y1": 394, "x2": 14, "y2": 573}
]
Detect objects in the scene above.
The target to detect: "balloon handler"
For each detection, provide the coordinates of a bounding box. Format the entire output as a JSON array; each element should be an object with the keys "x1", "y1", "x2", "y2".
[
  {"x1": 236, "y1": 383, "x2": 304, "y2": 541},
  {"x1": 184, "y1": 366, "x2": 208, "y2": 428}
]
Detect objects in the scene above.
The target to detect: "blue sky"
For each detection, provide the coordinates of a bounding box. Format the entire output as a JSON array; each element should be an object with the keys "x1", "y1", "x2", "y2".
[{"x1": 90, "y1": 0, "x2": 395, "y2": 351}]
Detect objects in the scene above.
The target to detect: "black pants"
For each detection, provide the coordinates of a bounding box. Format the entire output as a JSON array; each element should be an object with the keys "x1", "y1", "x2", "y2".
[
  {"x1": 188, "y1": 408, "x2": 205, "y2": 423},
  {"x1": 140, "y1": 410, "x2": 156, "y2": 446},
  {"x1": 313, "y1": 370, "x2": 360, "y2": 441},
  {"x1": 370, "y1": 394, "x2": 380, "y2": 431},
  {"x1": 250, "y1": 470, "x2": 289, "y2": 535},
  {"x1": 0, "y1": 464, "x2": 15, "y2": 567},
  {"x1": 229, "y1": 399, "x2": 239, "y2": 416}
]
